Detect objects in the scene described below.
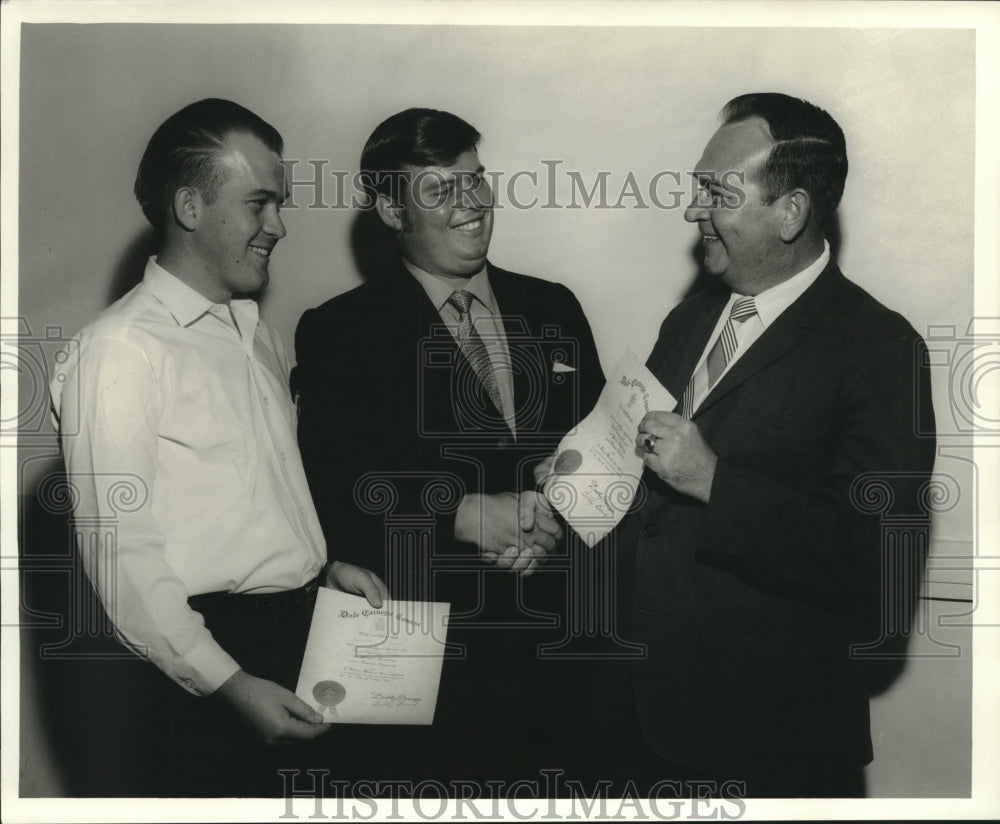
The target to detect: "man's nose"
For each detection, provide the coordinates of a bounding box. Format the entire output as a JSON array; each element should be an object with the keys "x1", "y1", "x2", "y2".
[
  {"x1": 684, "y1": 193, "x2": 710, "y2": 223},
  {"x1": 685, "y1": 182, "x2": 714, "y2": 223},
  {"x1": 684, "y1": 202, "x2": 708, "y2": 223},
  {"x1": 265, "y1": 206, "x2": 287, "y2": 239}
]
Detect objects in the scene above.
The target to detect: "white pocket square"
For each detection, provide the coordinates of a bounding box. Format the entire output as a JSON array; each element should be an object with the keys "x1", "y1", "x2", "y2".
[{"x1": 552, "y1": 362, "x2": 577, "y2": 373}]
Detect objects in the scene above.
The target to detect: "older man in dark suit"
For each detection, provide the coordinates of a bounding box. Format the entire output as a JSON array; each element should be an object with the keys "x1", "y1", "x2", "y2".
[
  {"x1": 293, "y1": 108, "x2": 606, "y2": 789},
  {"x1": 622, "y1": 93, "x2": 937, "y2": 797}
]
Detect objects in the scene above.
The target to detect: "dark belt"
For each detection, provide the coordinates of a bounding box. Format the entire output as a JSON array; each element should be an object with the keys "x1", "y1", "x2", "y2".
[{"x1": 188, "y1": 576, "x2": 321, "y2": 614}]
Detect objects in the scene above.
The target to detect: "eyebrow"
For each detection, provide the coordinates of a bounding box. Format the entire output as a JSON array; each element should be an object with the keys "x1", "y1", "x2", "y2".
[
  {"x1": 246, "y1": 187, "x2": 287, "y2": 204},
  {"x1": 690, "y1": 172, "x2": 741, "y2": 194},
  {"x1": 424, "y1": 165, "x2": 486, "y2": 194}
]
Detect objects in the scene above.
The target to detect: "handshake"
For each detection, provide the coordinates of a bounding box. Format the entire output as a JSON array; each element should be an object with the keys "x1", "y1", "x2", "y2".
[{"x1": 453, "y1": 457, "x2": 559, "y2": 577}]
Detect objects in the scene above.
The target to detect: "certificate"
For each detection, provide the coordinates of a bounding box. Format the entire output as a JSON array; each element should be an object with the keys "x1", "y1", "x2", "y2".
[
  {"x1": 543, "y1": 349, "x2": 675, "y2": 547},
  {"x1": 295, "y1": 588, "x2": 450, "y2": 725}
]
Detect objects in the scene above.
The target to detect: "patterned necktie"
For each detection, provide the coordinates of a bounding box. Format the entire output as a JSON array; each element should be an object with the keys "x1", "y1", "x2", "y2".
[
  {"x1": 680, "y1": 295, "x2": 757, "y2": 418},
  {"x1": 447, "y1": 290, "x2": 504, "y2": 416}
]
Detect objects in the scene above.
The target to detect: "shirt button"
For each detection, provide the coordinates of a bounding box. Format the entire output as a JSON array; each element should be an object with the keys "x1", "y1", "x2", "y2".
[
  {"x1": 642, "y1": 523, "x2": 658, "y2": 537},
  {"x1": 280, "y1": 452, "x2": 287, "y2": 462},
  {"x1": 262, "y1": 396, "x2": 270, "y2": 406}
]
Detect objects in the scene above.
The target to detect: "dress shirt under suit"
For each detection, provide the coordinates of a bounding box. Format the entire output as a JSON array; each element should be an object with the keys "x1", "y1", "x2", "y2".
[{"x1": 293, "y1": 259, "x2": 607, "y2": 785}]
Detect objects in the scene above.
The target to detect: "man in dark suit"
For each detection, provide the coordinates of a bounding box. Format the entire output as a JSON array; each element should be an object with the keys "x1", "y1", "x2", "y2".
[
  {"x1": 621, "y1": 93, "x2": 937, "y2": 797},
  {"x1": 293, "y1": 109, "x2": 605, "y2": 788}
]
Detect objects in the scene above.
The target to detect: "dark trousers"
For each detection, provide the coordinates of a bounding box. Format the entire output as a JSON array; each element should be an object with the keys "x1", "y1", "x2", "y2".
[
  {"x1": 58, "y1": 580, "x2": 321, "y2": 797},
  {"x1": 163, "y1": 578, "x2": 321, "y2": 796}
]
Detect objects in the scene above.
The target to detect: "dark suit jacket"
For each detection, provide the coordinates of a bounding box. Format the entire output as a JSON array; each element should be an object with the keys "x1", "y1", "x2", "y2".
[
  {"x1": 620, "y1": 262, "x2": 937, "y2": 775},
  {"x1": 293, "y1": 259, "x2": 605, "y2": 780}
]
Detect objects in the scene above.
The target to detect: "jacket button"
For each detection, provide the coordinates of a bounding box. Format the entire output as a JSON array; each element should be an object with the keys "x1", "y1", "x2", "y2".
[
  {"x1": 638, "y1": 608, "x2": 653, "y2": 616},
  {"x1": 642, "y1": 523, "x2": 658, "y2": 537},
  {"x1": 497, "y1": 438, "x2": 509, "y2": 448}
]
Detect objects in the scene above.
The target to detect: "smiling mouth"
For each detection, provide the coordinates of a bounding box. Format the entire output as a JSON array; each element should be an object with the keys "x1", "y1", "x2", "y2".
[
  {"x1": 451, "y1": 217, "x2": 485, "y2": 233},
  {"x1": 249, "y1": 245, "x2": 272, "y2": 257},
  {"x1": 702, "y1": 234, "x2": 720, "y2": 244}
]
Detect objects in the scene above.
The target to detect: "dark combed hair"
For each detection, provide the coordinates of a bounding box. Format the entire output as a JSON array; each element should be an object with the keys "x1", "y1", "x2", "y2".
[
  {"x1": 133, "y1": 98, "x2": 283, "y2": 235},
  {"x1": 721, "y1": 93, "x2": 847, "y2": 221},
  {"x1": 359, "y1": 108, "x2": 481, "y2": 206}
]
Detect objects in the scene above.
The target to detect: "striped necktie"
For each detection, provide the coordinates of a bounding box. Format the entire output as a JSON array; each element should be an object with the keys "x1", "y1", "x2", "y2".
[
  {"x1": 447, "y1": 290, "x2": 504, "y2": 417},
  {"x1": 680, "y1": 295, "x2": 757, "y2": 418}
]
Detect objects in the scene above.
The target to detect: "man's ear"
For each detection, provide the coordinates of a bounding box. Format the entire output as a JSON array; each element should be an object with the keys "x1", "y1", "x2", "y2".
[
  {"x1": 778, "y1": 189, "x2": 812, "y2": 242},
  {"x1": 374, "y1": 193, "x2": 405, "y2": 232},
  {"x1": 172, "y1": 187, "x2": 201, "y2": 232}
]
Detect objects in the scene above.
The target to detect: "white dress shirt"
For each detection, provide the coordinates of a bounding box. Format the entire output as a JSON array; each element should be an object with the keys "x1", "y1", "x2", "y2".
[
  {"x1": 49, "y1": 258, "x2": 326, "y2": 695},
  {"x1": 403, "y1": 259, "x2": 518, "y2": 435},
  {"x1": 687, "y1": 242, "x2": 830, "y2": 413}
]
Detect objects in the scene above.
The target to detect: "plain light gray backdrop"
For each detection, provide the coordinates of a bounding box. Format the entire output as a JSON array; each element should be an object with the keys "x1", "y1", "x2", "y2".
[{"x1": 6, "y1": 13, "x2": 985, "y2": 809}]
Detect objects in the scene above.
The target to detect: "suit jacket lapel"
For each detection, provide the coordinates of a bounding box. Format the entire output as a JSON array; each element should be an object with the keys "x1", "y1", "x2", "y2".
[
  {"x1": 694, "y1": 262, "x2": 845, "y2": 419},
  {"x1": 386, "y1": 258, "x2": 512, "y2": 432},
  {"x1": 378, "y1": 259, "x2": 443, "y2": 336},
  {"x1": 376, "y1": 261, "x2": 464, "y2": 432},
  {"x1": 487, "y1": 263, "x2": 537, "y2": 432},
  {"x1": 663, "y1": 296, "x2": 727, "y2": 405}
]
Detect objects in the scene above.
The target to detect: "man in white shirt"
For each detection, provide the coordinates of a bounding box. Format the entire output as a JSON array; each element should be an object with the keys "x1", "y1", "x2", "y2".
[
  {"x1": 49, "y1": 98, "x2": 387, "y2": 796},
  {"x1": 619, "y1": 93, "x2": 937, "y2": 796}
]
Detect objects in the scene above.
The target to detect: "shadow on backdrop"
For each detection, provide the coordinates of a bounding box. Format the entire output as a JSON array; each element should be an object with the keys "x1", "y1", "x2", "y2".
[
  {"x1": 106, "y1": 228, "x2": 157, "y2": 306},
  {"x1": 350, "y1": 208, "x2": 398, "y2": 283},
  {"x1": 19, "y1": 451, "x2": 166, "y2": 796}
]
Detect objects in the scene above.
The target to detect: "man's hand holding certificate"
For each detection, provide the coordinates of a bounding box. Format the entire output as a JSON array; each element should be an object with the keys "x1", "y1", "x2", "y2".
[
  {"x1": 540, "y1": 350, "x2": 675, "y2": 547},
  {"x1": 295, "y1": 589, "x2": 449, "y2": 725}
]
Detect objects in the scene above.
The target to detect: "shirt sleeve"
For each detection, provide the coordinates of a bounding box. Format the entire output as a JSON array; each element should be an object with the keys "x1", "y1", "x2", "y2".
[{"x1": 52, "y1": 334, "x2": 240, "y2": 695}]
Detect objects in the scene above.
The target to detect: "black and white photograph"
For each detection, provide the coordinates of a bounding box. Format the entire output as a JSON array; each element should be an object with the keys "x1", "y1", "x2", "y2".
[{"x1": 2, "y1": 1, "x2": 998, "y2": 821}]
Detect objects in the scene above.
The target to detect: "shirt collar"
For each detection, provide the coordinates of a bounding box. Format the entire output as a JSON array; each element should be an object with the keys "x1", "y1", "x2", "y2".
[
  {"x1": 402, "y1": 258, "x2": 495, "y2": 314},
  {"x1": 228, "y1": 297, "x2": 259, "y2": 341},
  {"x1": 142, "y1": 256, "x2": 258, "y2": 333},
  {"x1": 749, "y1": 240, "x2": 830, "y2": 329},
  {"x1": 142, "y1": 256, "x2": 219, "y2": 327}
]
